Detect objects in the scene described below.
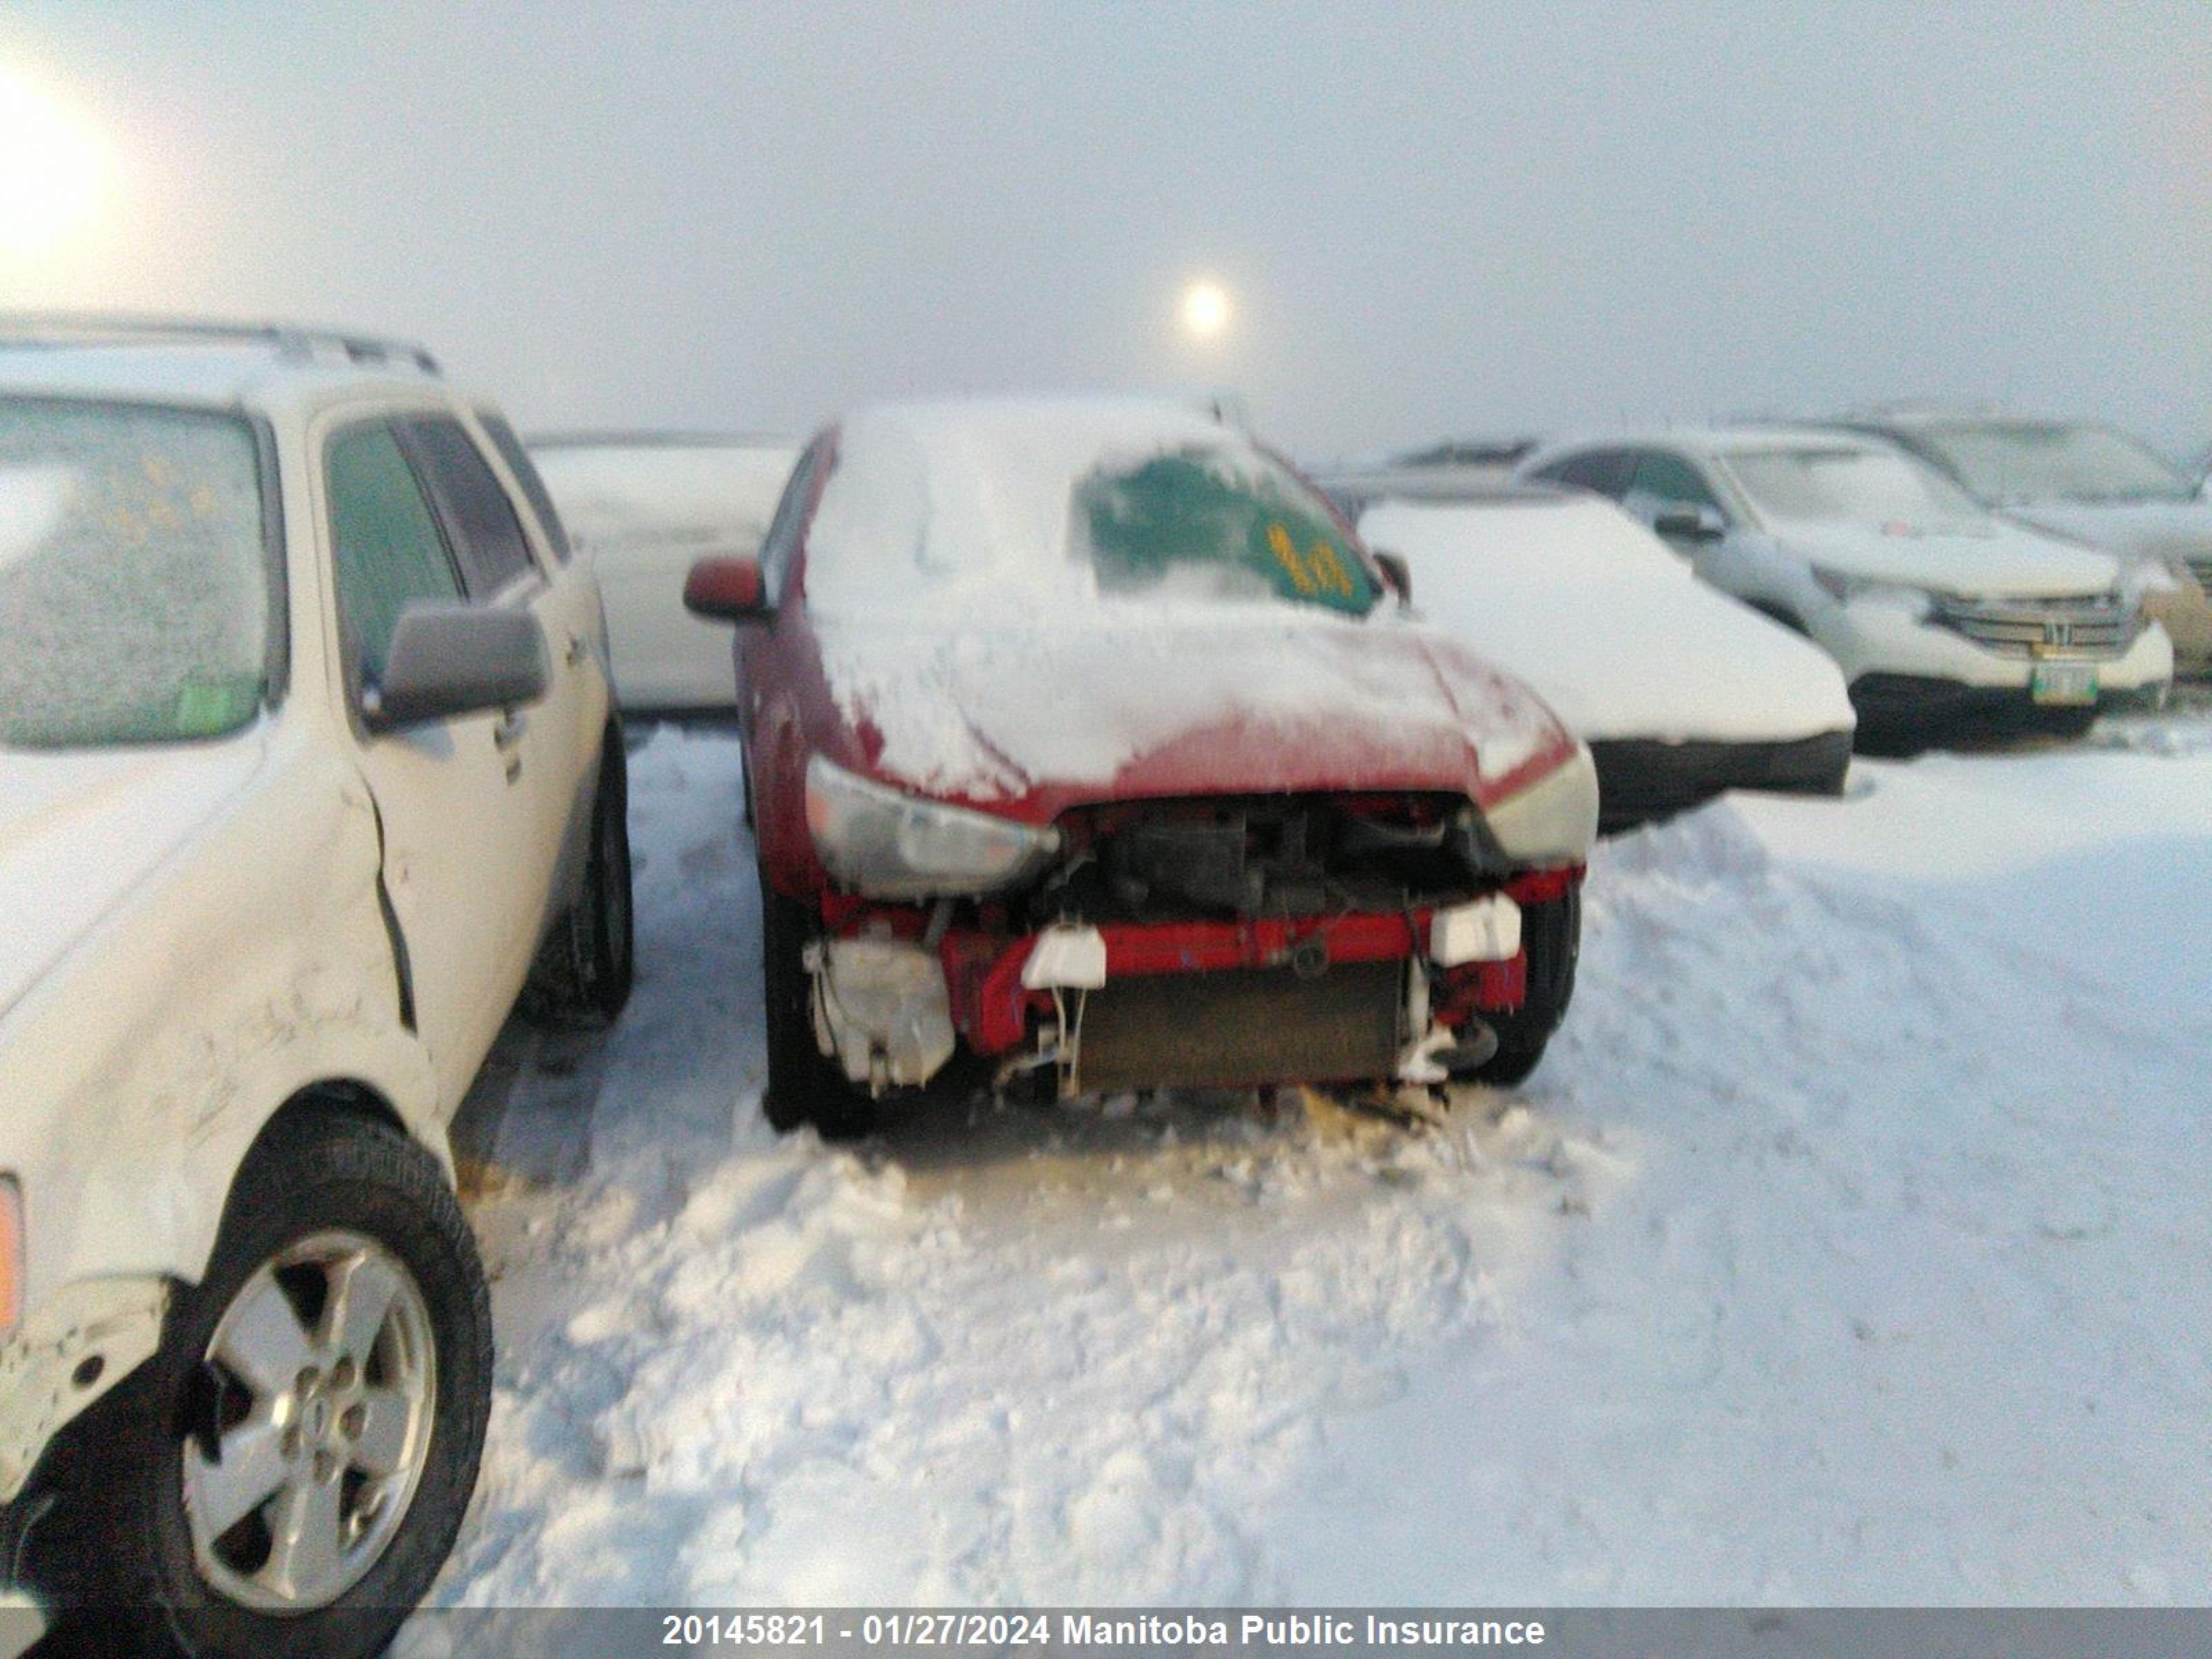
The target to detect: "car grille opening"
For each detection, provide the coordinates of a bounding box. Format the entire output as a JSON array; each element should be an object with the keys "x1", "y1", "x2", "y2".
[
  {"x1": 1929, "y1": 594, "x2": 2136, "y2": 659},
  {"x1": 1072, "y1": 959, "x2": 1405, "y2": 1094}
]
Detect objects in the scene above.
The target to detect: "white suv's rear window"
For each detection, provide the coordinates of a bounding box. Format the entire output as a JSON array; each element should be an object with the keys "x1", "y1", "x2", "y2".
[{"x1": 0, "y1": 399, "x2": 270, "y2": 749}]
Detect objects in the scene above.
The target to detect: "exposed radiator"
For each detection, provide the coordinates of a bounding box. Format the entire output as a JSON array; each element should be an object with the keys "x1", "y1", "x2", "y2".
[{"x1": 1073, "y1": 959, "x2": 1404, "y2": 1094}]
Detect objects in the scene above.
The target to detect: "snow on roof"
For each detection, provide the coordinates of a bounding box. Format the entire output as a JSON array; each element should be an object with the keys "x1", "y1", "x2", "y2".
[
  {"x1": 805, "y1": 397, "x2": 1241, "y2": 617},
  {"x1": 0, "y1": 339, "x2": 440, "y2": 413},
  {"x1": 1530, "y1": 424, "x2": 1895, "y2": 462}
]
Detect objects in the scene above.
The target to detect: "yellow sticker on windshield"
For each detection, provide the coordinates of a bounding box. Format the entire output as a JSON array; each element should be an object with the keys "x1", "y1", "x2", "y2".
[{"x1": 1266, "y1": 521, "x2": 1316, "y2": 594}]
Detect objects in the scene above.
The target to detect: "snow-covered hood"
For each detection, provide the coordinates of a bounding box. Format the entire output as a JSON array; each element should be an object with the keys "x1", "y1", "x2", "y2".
[
  {"x1": 2001, "y1": 498, "x2": 2212, "y2": 570},
  {"x1": 1772, "y1": 520, "x2": 2119, "y2": 597},
  {"x1": 1363, "y1": 501, "x2": 1853, "y2": 744},
  {"x1": 0, "y1": 734, "x2": 267, "y2": 1024},
  {"x1": 814, "y1": 606, "x2": 1575, "y2": 821}
]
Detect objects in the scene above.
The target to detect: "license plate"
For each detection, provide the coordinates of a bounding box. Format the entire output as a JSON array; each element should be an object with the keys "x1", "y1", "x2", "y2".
[{"x1": 2031, "y1": 661, "x2": 2099, "y2": 705}]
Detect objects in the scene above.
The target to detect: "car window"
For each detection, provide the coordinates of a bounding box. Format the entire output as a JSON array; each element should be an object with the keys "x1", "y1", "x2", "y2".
[
  {"x1": 1626, "y1": 451, "x2": 1725, "y2": 518},
  {"x1": 1723, "y1": 445, "x2": 1984, "y2": 527},
  {"x1": 806, "y1": 413, "x2": 1378, "y2": 619},
  {"x1": 1076, "y1": 448, "x2": 1378, "y2": 615},
  {"x1": 760, "y1": 440, "x2": 824, "y2": 603},
  {"x1": 1916, "y1": 421, "x2": 2195, "y2": 506},
  {"x1": 477, "y1": 410, "x2": 573, "y2": 561},
  {"x1": 1541, "y1": 449, "x2": 1634, "y2": 498},
  {"x1": 0, "y1": 398, "x2": 271, "y2": 749},
  {"x1": 402, "y1": 414, "x2": 537, "y2": 596},
  {"x1": 326, "y1": 421, "x2": 465, "y2": 683}
]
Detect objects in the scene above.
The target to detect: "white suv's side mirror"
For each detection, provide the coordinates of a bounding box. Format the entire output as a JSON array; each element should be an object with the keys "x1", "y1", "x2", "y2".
[{"x1": 364, "y1": 602, "x2": 548, "y2": 731}]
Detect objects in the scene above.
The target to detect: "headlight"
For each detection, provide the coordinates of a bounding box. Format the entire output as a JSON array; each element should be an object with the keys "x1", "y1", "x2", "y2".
[
  {"x1": 805, "y1": 756, "x2": 1060, "y2": 899},
  {"x1": 1811, "y1": 566, "x2": 1934, "y2": 615},
  {"x1": 1483, "y1": 743, "x2": 1599, "y2": 865}
]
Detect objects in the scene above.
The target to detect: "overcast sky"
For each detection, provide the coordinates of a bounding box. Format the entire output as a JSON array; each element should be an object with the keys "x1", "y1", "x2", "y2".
[{"x1": 2, "y1": 1, "x2": 2207, "y2": 458}]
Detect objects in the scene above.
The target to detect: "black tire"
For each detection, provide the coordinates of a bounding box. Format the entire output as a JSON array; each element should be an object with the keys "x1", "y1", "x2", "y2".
[
  {"x1": 26, "y1": 1112, "x2": 492, "y2": 1659},
  {"x1": 758, "y1": 872, "x2": 878, "y2": 1141},
  {"x1": 1469, "y1": 888, "x2": 1581, "y2": 1087},
  {"x1": 527, "y1": 742, "x2": 635, "y2": 1029}
]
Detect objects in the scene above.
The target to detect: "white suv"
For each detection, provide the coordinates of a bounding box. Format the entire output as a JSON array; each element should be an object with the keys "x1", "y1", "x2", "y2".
[
  {"x1": 0, "y1": 320, "x2": 632, "y2": 1656},
  {"x1": 1520, "y1": 427, "x2": 2173, "y2": 746}
]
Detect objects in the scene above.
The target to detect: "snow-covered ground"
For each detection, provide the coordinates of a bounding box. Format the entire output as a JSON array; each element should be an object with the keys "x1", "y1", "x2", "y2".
[{"x1": 424, "y1": 709, "x2": 2212, "y2": 1612}]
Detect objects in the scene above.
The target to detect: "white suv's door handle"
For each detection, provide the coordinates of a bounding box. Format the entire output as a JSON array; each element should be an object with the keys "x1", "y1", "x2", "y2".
[
  {"x1": 565, "y1": 630, "x2": 588, "y2": 666},
  {"x1": 492, "y1": 710, "x2": 525, "y2": 751}
]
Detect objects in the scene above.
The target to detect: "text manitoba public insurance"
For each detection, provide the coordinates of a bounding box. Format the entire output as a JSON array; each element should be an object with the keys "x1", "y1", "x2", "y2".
[{"x1": 1061, "y1": 1615, "x2": 1546, "y2": 1646}]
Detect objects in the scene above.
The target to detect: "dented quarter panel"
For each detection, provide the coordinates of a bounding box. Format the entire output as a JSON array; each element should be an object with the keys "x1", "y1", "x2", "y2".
[{"x1": 0, "y1": 715, "x2": 439, "y2": 1306}]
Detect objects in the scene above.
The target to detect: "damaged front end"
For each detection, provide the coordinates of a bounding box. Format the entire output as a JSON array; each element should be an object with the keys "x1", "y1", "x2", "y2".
[{"x1": 797, "y1": 760, "x2": 1593, "y2": 1103}]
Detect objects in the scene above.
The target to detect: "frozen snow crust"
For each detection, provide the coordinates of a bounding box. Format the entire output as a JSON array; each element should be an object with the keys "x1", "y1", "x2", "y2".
[{"x1": 420, "y1": 713, "x2": 2212, "y2": 1616}]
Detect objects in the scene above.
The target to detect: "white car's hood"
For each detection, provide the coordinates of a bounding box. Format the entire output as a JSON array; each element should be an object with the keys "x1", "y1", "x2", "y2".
[
  {"x1": 1363, "y1": 500, "x2": 1855, "y2": 744},
  {"x1": 1774, "y1": 520, "x2": 2119, "y2": 597},
  {"x1": 0, "y1": 734, "x2": 266, "y2": 1024},
  {"x1": 2002, "y1": 498, "x2": 2212, "y2": 568}
]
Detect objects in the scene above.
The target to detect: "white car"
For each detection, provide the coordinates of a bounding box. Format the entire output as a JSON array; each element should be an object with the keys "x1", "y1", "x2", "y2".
[
  {"x1": 1354, "y1": 486, "x2": 1855, "y2": 832},
  {"x1": 1519, "y1": 428, "x2": 2173, "y2": 747},
  {"x1": 1825, "y1": 410, "x2": 2212, "y2": 677},
  {"x1": 529, "y1": 433, "x2": 799, "y2": 713},
  {"x1": 0, "y1": 320, "x2": 632, "y2": 1656}
]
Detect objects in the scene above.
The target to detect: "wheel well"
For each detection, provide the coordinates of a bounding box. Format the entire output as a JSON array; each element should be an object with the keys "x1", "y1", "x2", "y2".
[{"x1": 247, "y1": 1080, "x2": 409, "y2": 1163}]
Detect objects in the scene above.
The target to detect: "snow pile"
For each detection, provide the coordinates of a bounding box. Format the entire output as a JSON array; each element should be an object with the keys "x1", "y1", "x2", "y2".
[
  {"x1": 424, "y1": 718, "x2": 2212, "y2": 1614},
  {"x1": 1361, "y1": 496, "x2": 1853, "y2": 743}
]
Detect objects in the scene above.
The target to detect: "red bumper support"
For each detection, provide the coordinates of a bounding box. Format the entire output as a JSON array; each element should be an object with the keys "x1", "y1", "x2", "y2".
[{"x1": 934, "y1": 866, "x2": 1581, "y2": 1058}]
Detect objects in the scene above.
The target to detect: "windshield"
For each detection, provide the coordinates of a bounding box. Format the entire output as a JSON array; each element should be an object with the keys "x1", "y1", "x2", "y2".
[
  {"x1": 1724, "y1": 445, "x2": 1984, "y2": 528},
  {"x1": 805, "y1": 405, "x2": 1380, "y2": 619},
  {"x1": 0, "y1": 399, "x2": 271, "y2": 750},
  {"x1": 1916, "y1": 421, "x2": 2193, "y2": 505},
  {"x1": 1076, "y1": 448, "x2": 1376, "y2": 614}
]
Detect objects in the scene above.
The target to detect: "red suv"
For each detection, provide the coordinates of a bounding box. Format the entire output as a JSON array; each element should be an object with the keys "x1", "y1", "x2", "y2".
[{"x1": 686, "y1": 400, "x2": 1598, "y2": 1136}]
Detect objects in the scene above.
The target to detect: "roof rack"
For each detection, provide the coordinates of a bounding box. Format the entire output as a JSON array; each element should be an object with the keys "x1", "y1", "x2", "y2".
[{"x1": 0, "y1": 312, "x2": 441, "y2": 375}]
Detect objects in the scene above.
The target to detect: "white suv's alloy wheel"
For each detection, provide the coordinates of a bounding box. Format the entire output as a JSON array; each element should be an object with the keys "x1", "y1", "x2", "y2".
[{"x1": 182, "y1": 1230, "x2": 437, "y2": 1611}]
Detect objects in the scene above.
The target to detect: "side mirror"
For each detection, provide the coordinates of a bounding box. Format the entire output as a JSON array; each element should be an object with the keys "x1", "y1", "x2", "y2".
[
  {"x1": 1652, "y1": 505, "x2": 1726, "y2": 545},
  {"x1": 1370, "y1": 549, "x2": 1413, "y2": 606},
  {"x1": 364, "y1": 603, "x2": 547, "y2": 731},
  {"x1": 684, "y1": 555, "x2": 772, "y2": 623}
]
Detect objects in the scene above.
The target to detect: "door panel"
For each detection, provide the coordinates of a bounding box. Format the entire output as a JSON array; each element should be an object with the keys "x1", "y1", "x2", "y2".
[
  {"x1": 409, "y1": 412, "x2": 606, "y2": 946},
  {"x1": 322, "y1": 415, "x2": 540, "y2": 1105}
]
